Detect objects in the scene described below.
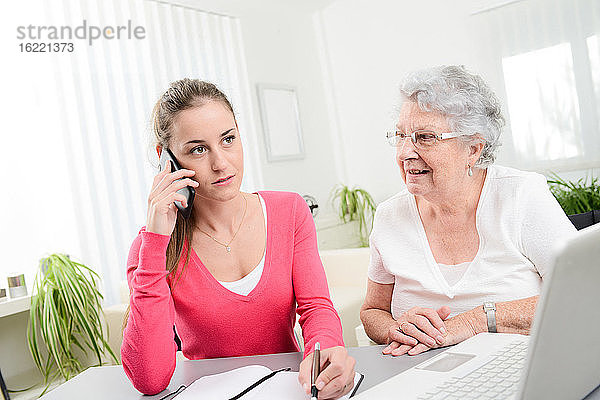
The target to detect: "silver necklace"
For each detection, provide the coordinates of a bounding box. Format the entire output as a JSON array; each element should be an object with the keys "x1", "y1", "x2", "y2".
[{"x1": 197, "y1": 195, "x2": 248, "y2": 253}]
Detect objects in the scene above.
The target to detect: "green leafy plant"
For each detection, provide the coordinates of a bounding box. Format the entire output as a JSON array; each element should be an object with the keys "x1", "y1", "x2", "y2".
[
  {"x1": 331, "y1": 184, "x2": 377, "y2": 247},
  {"x1": 547, "y1": 174, "x2": 600, "y2": 215},
  {"x1": 27, "y1": 254, "x2": 118, "y2": 395}
]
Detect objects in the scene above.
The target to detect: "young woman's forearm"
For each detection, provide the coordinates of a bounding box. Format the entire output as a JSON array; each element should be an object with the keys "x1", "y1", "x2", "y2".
[
  {"x1": 121, "y1": 231, "x2": 178, "y2": 395},
  {"x1": 292, "y1": 194, "x2": 344, "y2": 355}
]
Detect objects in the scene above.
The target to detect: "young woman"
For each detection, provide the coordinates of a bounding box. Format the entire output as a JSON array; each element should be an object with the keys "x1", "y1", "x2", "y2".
[{"x1": 121, "y1": 78, "x2": 355, "y2": 398}]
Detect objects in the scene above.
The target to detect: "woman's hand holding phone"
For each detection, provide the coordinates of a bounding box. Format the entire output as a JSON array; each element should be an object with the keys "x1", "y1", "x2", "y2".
[{"x1": 146, "y1": 161, "x2": 198, "y2": 236}]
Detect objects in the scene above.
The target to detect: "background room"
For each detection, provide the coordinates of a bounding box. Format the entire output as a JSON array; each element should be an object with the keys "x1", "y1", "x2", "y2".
[{"x1": 1, "y1": 0, "x2": 599, "y2": 398}]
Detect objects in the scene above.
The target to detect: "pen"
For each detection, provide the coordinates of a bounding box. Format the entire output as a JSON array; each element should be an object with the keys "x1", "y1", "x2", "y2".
[{"x1": 311, "y1": 342, "x2": 321, "y2": 400}]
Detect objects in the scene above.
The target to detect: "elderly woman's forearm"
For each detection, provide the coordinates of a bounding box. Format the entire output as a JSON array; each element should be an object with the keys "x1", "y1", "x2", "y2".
[
  {"x1": 497, "y1": 296, "x2": 539, "y2": 334},
  {"x1": 360, "y1": 308, "x2": 396, "y2": 344},
  {"x1": 463, "y1": 296, "x2": 539, "y2": 335}
]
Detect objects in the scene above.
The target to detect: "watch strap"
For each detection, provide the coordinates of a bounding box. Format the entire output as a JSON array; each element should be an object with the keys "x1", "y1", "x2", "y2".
[{"x1": 483, "y1": 302, "x2": 497, "y2": 333}]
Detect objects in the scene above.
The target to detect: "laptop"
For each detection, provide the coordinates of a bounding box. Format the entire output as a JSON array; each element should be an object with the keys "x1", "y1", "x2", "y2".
[{"x1": 354, "y1": 223, "x2": 600, "y2": 400}]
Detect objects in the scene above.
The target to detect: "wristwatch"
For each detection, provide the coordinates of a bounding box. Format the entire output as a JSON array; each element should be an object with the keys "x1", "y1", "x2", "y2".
[{"x1": 483, "y1": 302, "x2": 497, "y2": 333}]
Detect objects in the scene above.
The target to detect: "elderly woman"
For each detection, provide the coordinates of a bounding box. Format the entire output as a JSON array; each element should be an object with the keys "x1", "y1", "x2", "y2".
[{"x1": 360, "y1": 65, "x2": 576, "y2": 356}]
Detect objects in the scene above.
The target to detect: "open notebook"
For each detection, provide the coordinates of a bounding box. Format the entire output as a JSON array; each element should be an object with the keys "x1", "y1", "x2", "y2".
[{"x1": 171, "y1": 365, "x2": 364, "y2": 400}]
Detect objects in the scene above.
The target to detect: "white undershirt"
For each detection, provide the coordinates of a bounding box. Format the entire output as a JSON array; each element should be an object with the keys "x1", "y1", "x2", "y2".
[
  {"x1": 218, "y1": 194, "x2": 267, "y2": 296},
  {"x1": 437, "y1": 262, "x2": 471, "y2": 287}
]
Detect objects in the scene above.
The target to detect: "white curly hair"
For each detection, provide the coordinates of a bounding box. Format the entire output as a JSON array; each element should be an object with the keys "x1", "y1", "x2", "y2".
[{"x1": 399, "y1": 65, "x2": 505, "y2": 168}]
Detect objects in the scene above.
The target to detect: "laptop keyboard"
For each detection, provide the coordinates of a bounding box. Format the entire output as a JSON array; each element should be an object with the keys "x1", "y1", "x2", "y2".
[{"x1": 417, "y1": 340, "x2": 528, "y2": 400}]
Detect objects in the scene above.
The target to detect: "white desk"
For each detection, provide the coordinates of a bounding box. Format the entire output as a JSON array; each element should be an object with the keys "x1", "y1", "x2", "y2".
[{"x1": 38, "y1": 345, "x2": 600, "y2": 399}]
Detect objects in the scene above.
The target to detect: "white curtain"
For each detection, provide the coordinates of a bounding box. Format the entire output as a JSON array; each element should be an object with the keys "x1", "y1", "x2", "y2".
[
  {"x1": 473, "y1": 0, "x2": 600, "y2": 172},
  {"x1": 7, "y1": 0, "x2": 260, "y2": 306}
]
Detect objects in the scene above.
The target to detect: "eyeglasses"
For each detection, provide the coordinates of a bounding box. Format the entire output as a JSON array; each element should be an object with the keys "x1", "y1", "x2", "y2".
[{"x1": 386, "y1": 129, "x2": 472, "y2": 149}]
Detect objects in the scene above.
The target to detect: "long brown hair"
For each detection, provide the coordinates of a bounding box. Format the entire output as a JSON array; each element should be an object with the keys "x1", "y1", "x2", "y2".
[{"x1": 122, "y1": 79, "x2": 235, "y2": 333}]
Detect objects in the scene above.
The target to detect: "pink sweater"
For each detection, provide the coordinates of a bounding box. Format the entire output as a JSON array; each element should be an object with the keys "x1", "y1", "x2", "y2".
[{"x1": 121, "y1": 191, "x2": 344, "y2": 395}]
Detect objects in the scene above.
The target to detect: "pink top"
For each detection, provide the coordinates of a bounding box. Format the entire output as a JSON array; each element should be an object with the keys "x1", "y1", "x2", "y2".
[{"x1": 121, "y1": 191, "x2": 344, "y2": 395}]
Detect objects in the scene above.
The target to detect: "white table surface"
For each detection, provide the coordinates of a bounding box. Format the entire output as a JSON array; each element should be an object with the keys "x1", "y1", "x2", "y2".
[{"x1": 38, "y1": 344, "x2": 600, "y2": 399}]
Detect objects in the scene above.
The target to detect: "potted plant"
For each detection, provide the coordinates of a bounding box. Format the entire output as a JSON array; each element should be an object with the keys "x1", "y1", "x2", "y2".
[
  {"x1": 331, "y1": 184, "x2": 377, "y2": 246},
  {"x1": 27, "y1": 253, "x2": 118, "y2": 395},
  {"x1": 547, "y1": 174, "x2": 600, "y2": 214}
]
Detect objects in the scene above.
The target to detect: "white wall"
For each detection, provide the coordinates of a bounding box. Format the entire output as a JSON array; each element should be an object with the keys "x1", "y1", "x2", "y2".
[
  {"x1": 185, "y1": 0, "x2": 344, "y2": 221},
  {"x1": 315, "y1": 0, "x2": 600, "y2": 204},
  {"x1": 315, "y1": 0, "x2": 482, "y2": 203},
  {"x1": 240, "y1": 4, "x2": 342, "y2": 209},
  {"x1": 181, "y1": 0, "x2": 361, "y2": 247}
]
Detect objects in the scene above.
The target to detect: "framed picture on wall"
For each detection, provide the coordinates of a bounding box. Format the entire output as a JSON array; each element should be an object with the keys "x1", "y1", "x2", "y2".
[{"x1": 256, "y1": 84, "x2": 305, "y2": 162}]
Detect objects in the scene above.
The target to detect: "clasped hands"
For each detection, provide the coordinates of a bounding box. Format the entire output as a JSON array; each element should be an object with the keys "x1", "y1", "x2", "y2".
[{"x1": 383, "y1": 306, "x2": 478, "y2": 357}]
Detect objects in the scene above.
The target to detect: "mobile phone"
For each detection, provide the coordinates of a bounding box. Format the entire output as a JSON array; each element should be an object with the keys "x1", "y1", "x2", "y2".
[{"x1": 158, "y1": 148, "x2": 195, "y2": 219}]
